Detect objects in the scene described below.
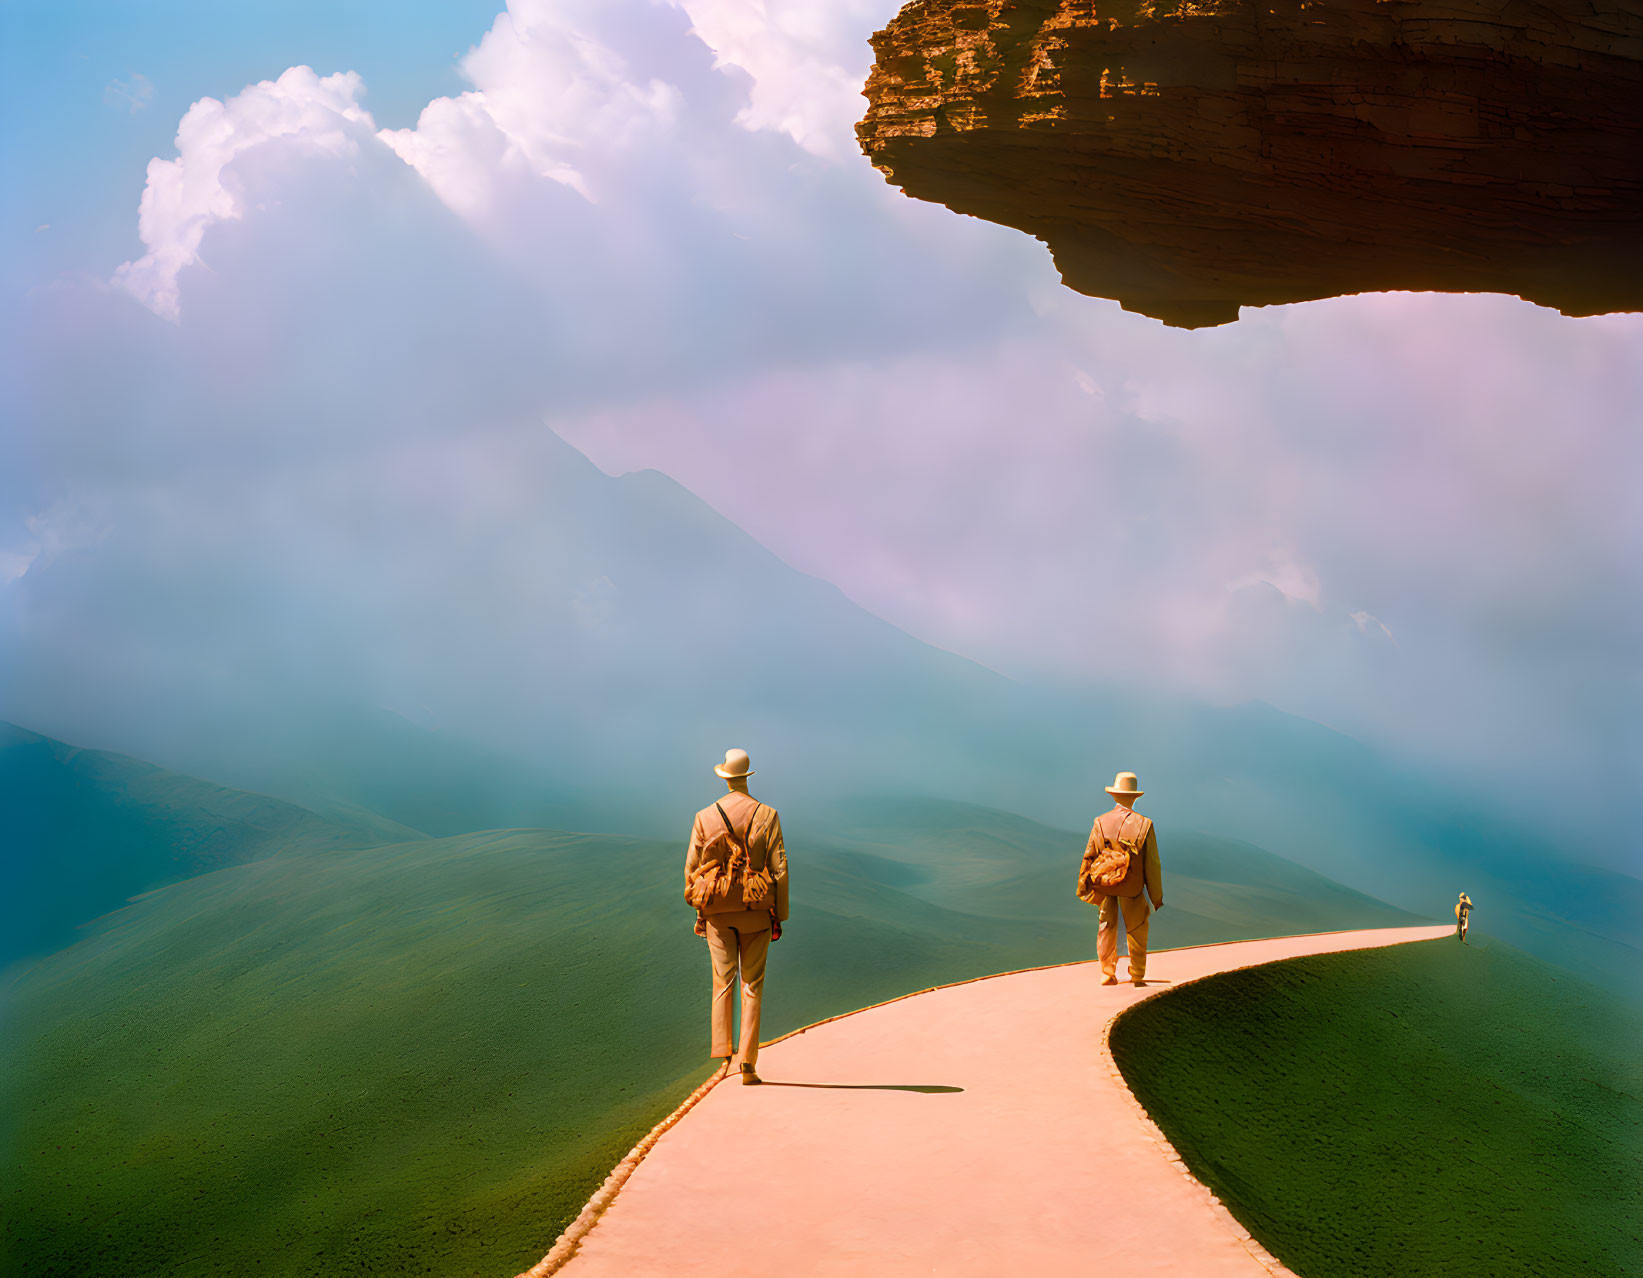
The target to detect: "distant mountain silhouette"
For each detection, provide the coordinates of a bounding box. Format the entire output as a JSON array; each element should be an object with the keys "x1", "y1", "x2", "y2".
[{"x1": 2, "y1": 431, "x2": 1636, "y2": 993}]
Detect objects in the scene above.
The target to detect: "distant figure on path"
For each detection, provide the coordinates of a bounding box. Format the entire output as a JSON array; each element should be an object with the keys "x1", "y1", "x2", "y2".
[
  {"x1": 684, "y1": 748, "x2": 789, "y2": 1086},
  {"x1": 1077, "y1": 771, "x2": 1164, "y2": 986},
  {"x1": 1455, "y1": 892, "x2": 1473, "y2": 942}
]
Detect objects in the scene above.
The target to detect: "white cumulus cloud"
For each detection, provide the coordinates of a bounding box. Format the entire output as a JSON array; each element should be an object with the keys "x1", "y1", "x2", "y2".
[
  {"x1": 380, "y1": 0, "x2": 684, "y2": 217},
  {"x1": 112, "y1": 67, "x2": 376, "y2": 321},
  {"x1": 671, "y1": 0, "x2": 899, "y2": 157}
]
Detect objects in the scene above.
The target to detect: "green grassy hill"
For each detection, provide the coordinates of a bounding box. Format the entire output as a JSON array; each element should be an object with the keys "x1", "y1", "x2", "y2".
[
  {"x1": 804, "y1": 795, "x2": 1425, "y2": 944},
  {"x1": 1110, "y1": 937, "x2": 1643, "y2": 1278},
  {"x1": 3, "y1": 798, "x2": 1419, "y2": 1278},
  {"x1": 0, "y1": 720, "x2": 421, "y2": 967}
]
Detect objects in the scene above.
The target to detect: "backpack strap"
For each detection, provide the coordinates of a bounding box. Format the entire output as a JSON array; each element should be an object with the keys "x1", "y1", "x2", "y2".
[
  {"x1": 1089, "y1": 810, "x2": 1112, "y2": 858},
  {"x1": 715, "y1": 800, "x2": 765, "y2": 870},
  {"x1": 744, "y1": 802, "x2": 765, "y2": 871}
]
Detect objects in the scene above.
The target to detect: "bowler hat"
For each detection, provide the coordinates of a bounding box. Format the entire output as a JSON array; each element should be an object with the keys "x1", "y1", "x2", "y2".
[{"x1": 714, "y1": 748, "x2": 755, "y2": 779}]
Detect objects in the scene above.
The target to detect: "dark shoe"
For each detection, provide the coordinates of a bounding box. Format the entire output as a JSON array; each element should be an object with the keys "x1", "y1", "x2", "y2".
[
  {"x1": 1131, "y1": 978, "x2": 1148, "y2": 987},
  {"x1": 739, "y1": 1063, "x2": 762, "y2": 1086},
  {"x1": 1101, "y1": 974, "x2": 1119, "y2": 986}
]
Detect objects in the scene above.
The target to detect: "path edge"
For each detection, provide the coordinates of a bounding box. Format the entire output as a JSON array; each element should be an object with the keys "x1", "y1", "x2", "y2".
[
  {"x1": 512, "y1": 926, "x2": 1440, "y2": 1276},
  {"x1": 510, "y1": 955, "x2": 1090, "y2": 1277},
  {"x1": 512, "y1": 1063, "x2": 732, "y2": 1277},
  {"x1": 1098, "y1": 928, "x2": 1449, "y2": 1278},
  {"x1": 1099, "y1": 962, "x2": 1302, "y2": 1277}
]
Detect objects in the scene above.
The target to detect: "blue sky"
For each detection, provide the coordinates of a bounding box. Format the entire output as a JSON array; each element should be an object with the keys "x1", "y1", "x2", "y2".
[
  {"x1": 3, "y1": 0, "x2": 1639, "y2": 869},
  {"x1": 2, "y1": 0, "x2": 498, "y2": 292}
]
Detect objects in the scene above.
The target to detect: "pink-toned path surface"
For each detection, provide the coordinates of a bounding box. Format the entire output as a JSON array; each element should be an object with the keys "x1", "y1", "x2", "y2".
[{"x1": 558, "y1": 926, "x2": 1451, "y2": 1278}]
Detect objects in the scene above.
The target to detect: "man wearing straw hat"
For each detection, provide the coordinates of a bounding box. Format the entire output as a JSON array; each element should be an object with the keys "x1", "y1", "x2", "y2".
[
  {"x1": 1077, "y1": 770, "x2": 1165, "y2": 986},
  {"x1": 685, "y1": 748, "x2": 789, "y2": 1085}
]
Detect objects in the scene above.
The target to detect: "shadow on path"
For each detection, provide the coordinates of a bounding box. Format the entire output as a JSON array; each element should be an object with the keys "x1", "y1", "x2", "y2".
[{"x1": 759, "y1": 1082, "x2": 964, "y2": 1093}]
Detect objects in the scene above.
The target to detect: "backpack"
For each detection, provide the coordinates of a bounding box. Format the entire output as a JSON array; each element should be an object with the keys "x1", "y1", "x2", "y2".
[
  {"x1": 685, "y1": 801, "x2": 775, "y2": 913},
  {"x1": 1077, "y1": 809, "x2": 1148, "y2": 903}
]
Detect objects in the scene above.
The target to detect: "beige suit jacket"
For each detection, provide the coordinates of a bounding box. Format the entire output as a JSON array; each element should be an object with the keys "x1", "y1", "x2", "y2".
[
  {"x1": 1090, "y1": 805, "x2": 1164, "y2": 908},
  {"x1": 686, "y1": 790, "x2": 790, "y2": 929}
]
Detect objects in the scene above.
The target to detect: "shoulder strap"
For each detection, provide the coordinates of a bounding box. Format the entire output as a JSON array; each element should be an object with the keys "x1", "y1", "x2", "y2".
[
  {"x1": 715, "y1": 800, "x2": 764, "y2": 869},
  {"x1": 743, "y1": 802, "x2": 765, "y2": 871}
]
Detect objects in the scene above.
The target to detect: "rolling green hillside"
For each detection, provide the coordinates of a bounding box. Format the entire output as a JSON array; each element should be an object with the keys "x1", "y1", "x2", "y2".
[
  {"x1": 1110, "y1": 938, "x2": 1643, "y2": 1278},
  {"x1": 806, "y1": 795, "x2": 1425, "y2": 943},
  {"x1": 0, "y1": 721, "x2": 421, "y2": 967},
  {"x1": 3, "y1": 798, "x2": 1417, "y2": 1278}
]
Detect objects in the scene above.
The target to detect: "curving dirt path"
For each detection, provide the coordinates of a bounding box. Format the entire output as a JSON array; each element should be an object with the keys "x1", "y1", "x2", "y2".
[{"x1": 531, "y1": 925, "x2": 1452, "y2": 1277}]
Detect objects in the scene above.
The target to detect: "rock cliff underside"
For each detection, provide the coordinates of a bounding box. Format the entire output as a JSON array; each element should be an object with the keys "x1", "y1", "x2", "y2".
[{"x1": 857, "y1": 0, "x2": 1643, "y2": 326}]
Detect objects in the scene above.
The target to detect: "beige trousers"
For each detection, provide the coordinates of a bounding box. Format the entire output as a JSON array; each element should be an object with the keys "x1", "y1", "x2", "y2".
[
  {"x1": 706, "y1": 917, "x2": 770, "y2": 1065},
  {"x1": 1097, "y1": 894, "x2": 1152, "y2": 980}
]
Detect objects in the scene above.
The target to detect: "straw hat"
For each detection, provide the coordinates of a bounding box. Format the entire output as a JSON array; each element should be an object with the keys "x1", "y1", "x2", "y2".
[
  {"x1": 1105, "y1": 770, "x2": 1144, "y2": 798},
  {"x1": 714, "y1": 748, "x2": 755, "y2": 779}
]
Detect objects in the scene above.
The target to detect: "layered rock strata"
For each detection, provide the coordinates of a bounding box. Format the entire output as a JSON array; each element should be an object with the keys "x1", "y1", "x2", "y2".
[{"x1": 857, "y1": 0, "x2": 1643, "y2": 326}]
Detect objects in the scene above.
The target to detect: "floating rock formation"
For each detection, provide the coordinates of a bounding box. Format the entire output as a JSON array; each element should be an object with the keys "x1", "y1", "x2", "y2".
[{"x1": 857, "y1": 0, "x2": 1643, "y2": 326}]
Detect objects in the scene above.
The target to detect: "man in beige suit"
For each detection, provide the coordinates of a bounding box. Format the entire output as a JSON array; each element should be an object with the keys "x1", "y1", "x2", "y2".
[
  {"x1": 1080, "y1": 770, "x2": 1164, "y2": 986},
  {"x1": 686, "y1": 748, "x2": 789, "y2": 1085}
]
